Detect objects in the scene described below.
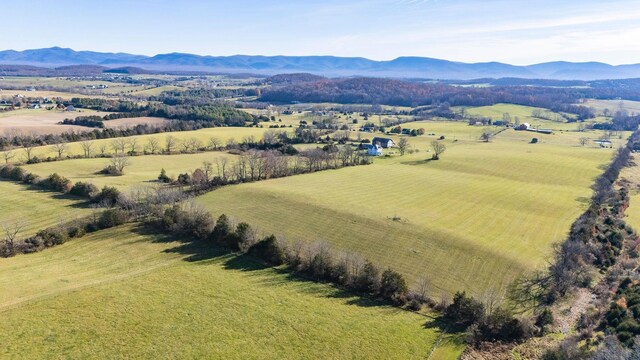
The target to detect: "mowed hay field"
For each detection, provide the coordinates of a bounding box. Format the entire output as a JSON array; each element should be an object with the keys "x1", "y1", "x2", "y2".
[
  {"x1": 2, "y1": 126, "x2": 281, "y2": 162},
  {"x1": 0, "y1": 180, "x2": 92, "y2": 237},
  {"x1": 0, "y1": 108, "x2": 109, "y2": 135},
  {"x1": 460, "y1": 103, "x2": 605, "y2": 131},
  {"x1": 197, "y1": 122, "x2": 620, "y2": 297},
  {"x1": 0, "y1": 225, "x2": 461, "y2": 359},
  {"x1": 23, "y1": 152, "x2": 240, "y2": 190}
]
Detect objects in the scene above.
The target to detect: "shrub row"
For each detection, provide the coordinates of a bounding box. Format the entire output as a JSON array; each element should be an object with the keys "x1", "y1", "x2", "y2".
[
  {"x1": 0, "y1": 165, "x2": 120, "y2": 206},
  {"x1": 150, "y1": 204, "x2": 412, "y2": 306},
  {"x1": 0, "y1": 208, "x2": 130, "y2": 257}
]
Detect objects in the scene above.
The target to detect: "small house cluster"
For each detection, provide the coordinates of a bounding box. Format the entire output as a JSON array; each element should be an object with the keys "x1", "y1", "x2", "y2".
[{"x1": 364, "y1": 137, "x2": 395, "y2": 156}]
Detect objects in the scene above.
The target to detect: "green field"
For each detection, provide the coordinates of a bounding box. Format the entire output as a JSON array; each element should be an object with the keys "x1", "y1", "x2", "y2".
[
  {"x1": 0, "y1": 225, "x2": 462, "y2": 359},
  {"x1": 3, "y1": 126, "x2": 280, "y2": 163},
  {"x1": 196, "y1": 122, "x2": 619, "y2": 297},
  {"x1": 0, "y1": 180, "x2": 92, "y2": 238},
  {"x1": 620, "y1": 154, "x2": 640, "y2": 231},
  {"x1": 458, "y1": 103, "x2": 603, "y2": 131},
  {"x1": 23, "y1": 151, "x2": 239, "y2": 190}
]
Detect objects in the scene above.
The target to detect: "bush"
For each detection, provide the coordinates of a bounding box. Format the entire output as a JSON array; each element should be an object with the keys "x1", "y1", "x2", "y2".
[
  {"x1": 211, "y1": 214, "x2": 234, "y2": 247},
  {"x1": 40, "y1": 173, "x2": 72, "y2": 192},
  {"x1": 177, "y1": 173, "x2": 191, "y2": 185},
  {"x1": 248, "y1": 235, "x2": 285, "y2": 265},
  {"x1": 536, "y1": 308, "x2": 555, "y2": 330},
  {"x1": 355, "y1": 261, "x2": 381, "y2": 294},
  {"x1": 470, "y1": 307, "x2": 531, "y2": 343},
  {"x1": 236, "y1": 222, "x2": 255, "y2": 252},
  {"x1": 36, "y1": 227, "x2": 70, "y2": 247},
  {"x1": 98, "y1": 208, "x2": 129, "y2": 229},
  {"x1": 92, "y1": 186, "x2": 121, "y2": 206},
  {"x1": 69, "y1": 182, "x2": 99, "y2": 198},
  {"x1": 380, "y1": 269, "x2": 409, "y2": 304},
  {"x1": 158, "y1": 168, "x2": 171, "y2": 183},
  {"x1": 99, "y1": 165, "x2": 122, "y2": 176},
  {"x1": 445, "y1": 291, "x2": 485, "y2": 327}
]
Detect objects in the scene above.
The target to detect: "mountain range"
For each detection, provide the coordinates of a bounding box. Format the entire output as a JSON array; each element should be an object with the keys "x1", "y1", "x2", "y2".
[{"x1": 1, "y1": 47, "x2": 640, "y2": 80}]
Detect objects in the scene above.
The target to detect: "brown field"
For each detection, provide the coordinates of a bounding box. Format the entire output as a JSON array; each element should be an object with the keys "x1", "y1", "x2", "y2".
[
  {"x1": 0, "y1": 90, "x2": 95, "y2": 100},
  {"x1": 0, "y1": 108, "x2": 108, "y2": 135},
  {"x1": 103, "y1": 117, "x2": 170, "y2": 129},
  {"x1": 0, "y1": 108, "x2": 169, "y2": 135}
]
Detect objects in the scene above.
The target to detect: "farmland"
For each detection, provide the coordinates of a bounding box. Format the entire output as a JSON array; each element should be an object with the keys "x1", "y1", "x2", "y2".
[
  {"x1": 0, "y1": 180, "x2": 92, "y2": 238},
  {"x1": 197, "y1": 121, "x2": 620, "y2": 297},
  {"x1": 2, "y1": 126, "x2": 281, "y2": 162},
  {"x1": 0, "y1": 225, "x2": 461, "y2": 359},
  {"x1": 23, "y1": 151, "x2": 240, "y2": 190},
  {"x1": 2, "y1": 67, "x2": 640, "y2": 358},
  {"x1": 0, "y1": 107, "x2": 109, "y2": 135}
]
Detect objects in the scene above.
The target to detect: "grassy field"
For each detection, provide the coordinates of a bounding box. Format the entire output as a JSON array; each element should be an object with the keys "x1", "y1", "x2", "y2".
[
  {"x1": 0, "y1": 225, "x2": 462, "y2": 359},
  {"x1": 620, "y1": 154, "x2": 640, "y2": 231},
  {"x1": 3, "y1": 126, "x2": 281, "y2": 163},
  {"x1": 458, "y1": 103, "x2": 604, "y2": 131},
  {"x1": 0, "y1": 180, "x2": 92, "y2": 238},
  {"x1": 23, "y1": 151, "x2": 240, "y2": 190},
  {"x1": 583, "y1": 99, "x2": 640, "y2": 116},
  {"x1": 196, "y1": 122, "x2": 620, "y2": 297}
]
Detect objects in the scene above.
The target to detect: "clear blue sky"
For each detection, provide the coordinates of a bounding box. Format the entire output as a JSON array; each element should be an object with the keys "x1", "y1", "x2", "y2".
[{"x1": 4, "y1": 0, "x2": 640, "y2": 65}]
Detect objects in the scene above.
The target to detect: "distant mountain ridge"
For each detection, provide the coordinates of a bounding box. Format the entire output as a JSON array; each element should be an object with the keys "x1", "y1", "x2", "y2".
[{"x1": 1, "y1": 47, "x2": 639, "y2": 80}]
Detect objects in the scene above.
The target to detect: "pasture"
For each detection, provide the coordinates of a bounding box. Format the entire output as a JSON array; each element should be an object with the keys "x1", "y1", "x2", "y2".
[
  {"x1": 23, "y1": 151, "x2": 240, "y2": 190},
  {"x1": 459, "y1": 103, "x2": 602, "y2": 131},
  {"x1": 0, "y1": 225, "x2": 461, "y2": 359},
  {"x1": 2, "y1": 126, "x2": 282, "y2": 163},
  {"x1": 0, "y1": 180, "x2": 92, "y2": 238},
  {"x1": 583, "y1": 99, "x2": 640, "y2": 116},
  {"x1": 620, "y1": 154, "x2": 640, "y2": 231},
  {"x1": 196, "y1": 122, "x2": 619, "y2": 297}
]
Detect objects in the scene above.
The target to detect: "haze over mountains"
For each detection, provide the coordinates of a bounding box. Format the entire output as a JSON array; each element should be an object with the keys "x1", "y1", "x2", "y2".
[{"x1": 1, "y1": 47, "x2": 640, "y2": 80}]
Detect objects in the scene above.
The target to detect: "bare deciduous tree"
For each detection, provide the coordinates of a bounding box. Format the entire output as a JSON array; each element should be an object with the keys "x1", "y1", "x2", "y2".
[
  {"x1": 2, "y1": 149, "x2": 15, "y2": 164},
  {"x1": 579, "y1": 137, "x2": 589, "y2": 146},
  {"x1": 430, "y1": 140, "x2": 446, "y2": 160},
  {"x1": 208, "y1": 137, "x2": 221, "y2": 150},
  {"x1": 203, "y1": 161, "x2": 213, "y2": 181},
  {"x1": 2, "y1": 220, "x2": 26, "y2": 256},
  {"x1": 23, "y1": 145, "x2": 35, "y2": 162},
  {"x1": 111, "y1": 138, "x2": 127, "y2": 155},
  {"x1": 414, "y1": 276, "x2": 431, "y2": 302},
  {"x1": 165, "y1": 135, "x2": 176, "y2": 153},
  {"x1": 110, "y1": 155, "x2": 130, "y2": 174},
  {"x1": 397, "y1": 138, "x2": 409, "y2": 156},
  {"x1": 480, "y1": 128, "x2": 494, "y2": 142},
  {"x1": 80, "y1": 141, "x2": 94, "y2": 158},
  {"x1": 128, "y1": 138, "x2": 139, "y2": 154},
  {"x1": 98, "y1": 143, "x2": 107, "y2": 157},
  {"x1": 146, "y1": 138, "x2": 160, "y2": 154},
  {"x1": 52, "y1": 142, "x2": 67, "y2": 159}
]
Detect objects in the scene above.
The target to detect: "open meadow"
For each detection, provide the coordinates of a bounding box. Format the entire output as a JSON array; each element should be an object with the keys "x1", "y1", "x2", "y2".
[
  {"x1": 196, "y1": 121, "x2": 622, "y2": 297},
  {"x1": 0, "y1": 224, "x2": 462, "y2": 359},
  {"x1": 2, "y1": 126, "x2": 281, "y2": 162},
  {"x1": 0, "y1": 180, "x2": 92, "y2": 238},
  {"x1": 459, "y1": 103, "x2": 606, "y2": 131},
  {"x1": 23, "y1": 151, "x2": 240, "y2": 190}
]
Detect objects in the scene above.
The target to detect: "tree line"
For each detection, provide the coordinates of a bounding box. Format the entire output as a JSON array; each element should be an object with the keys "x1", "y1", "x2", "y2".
[{"x1": 258, "y1": 77, "x2": 628, "y2": 118}]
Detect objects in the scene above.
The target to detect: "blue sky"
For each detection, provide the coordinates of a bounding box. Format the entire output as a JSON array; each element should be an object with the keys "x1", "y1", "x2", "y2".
[{"x1": 4, "y1": 0, "x2": 640, "y2": 65}]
